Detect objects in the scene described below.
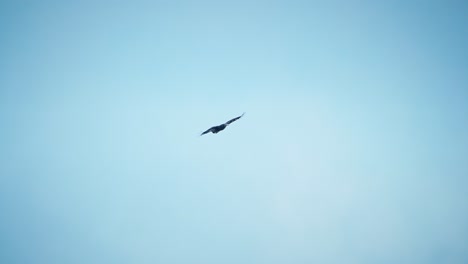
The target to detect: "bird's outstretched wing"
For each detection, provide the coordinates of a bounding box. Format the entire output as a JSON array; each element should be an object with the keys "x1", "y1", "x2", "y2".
[
  {"x1": 200, "y1": 127, "x2": 213, "y2": 136},
  {"x1": 225, "y1": 112, "x2": 245, "y2": 125}
]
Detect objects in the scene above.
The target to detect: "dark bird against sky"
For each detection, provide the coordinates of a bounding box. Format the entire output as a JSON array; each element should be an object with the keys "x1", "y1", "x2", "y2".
[{"x1": 200, "y1": 113, "x2": 245, "y2": 136}]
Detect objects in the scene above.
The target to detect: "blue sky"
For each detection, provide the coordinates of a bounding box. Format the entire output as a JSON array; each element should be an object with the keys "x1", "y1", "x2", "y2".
[{"x1": 1, "y1": 1, "x2": 467, "y2": 263}]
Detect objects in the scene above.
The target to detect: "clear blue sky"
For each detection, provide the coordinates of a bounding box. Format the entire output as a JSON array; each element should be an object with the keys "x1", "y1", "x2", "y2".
[{"x1": 1, "y1": 1, "x2": 467, "y2": 263}]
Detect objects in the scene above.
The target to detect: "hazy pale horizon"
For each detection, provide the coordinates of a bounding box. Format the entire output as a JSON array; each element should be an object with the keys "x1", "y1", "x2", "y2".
[{"x1": 1, "y1": 1, "x2": 467, "y2": 263}]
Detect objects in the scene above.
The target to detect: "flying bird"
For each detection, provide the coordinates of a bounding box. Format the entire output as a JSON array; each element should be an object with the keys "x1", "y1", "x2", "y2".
[{"x1": 200, "y1": 113, "x2": 245, "y2": 136}]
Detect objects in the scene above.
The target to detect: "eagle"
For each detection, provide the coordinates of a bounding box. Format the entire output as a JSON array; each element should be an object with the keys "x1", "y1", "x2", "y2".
[{"x1": 200, "y1": 113, "x2": 245, "y2": 136}]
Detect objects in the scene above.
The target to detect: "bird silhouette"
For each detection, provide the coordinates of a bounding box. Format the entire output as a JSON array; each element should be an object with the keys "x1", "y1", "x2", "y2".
[{"x1": 200, "y1": 113, "x2": 245, "y2": 136}]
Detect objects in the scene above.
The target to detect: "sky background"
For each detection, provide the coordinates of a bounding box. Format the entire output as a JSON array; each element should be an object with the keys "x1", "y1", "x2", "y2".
[{"x1": 1, "y1": 1, "x2": 468, "y2": 263}]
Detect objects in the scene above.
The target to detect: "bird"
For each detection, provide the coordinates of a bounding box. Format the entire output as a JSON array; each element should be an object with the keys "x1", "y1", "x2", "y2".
[{"x1": 200, "y1": 113, "x2": 245, "y2": 136}]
